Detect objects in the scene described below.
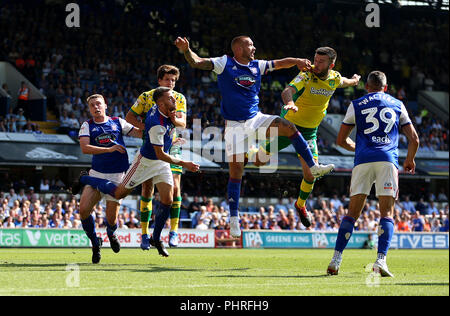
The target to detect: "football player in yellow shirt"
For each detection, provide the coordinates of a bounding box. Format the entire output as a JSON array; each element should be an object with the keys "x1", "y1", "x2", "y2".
[
  {"x1": 252, "y1": 47, "x2": 360, "y2": 227},
  {"x1": 125, "y1": 64, "x2": 187, "y2": 249}
]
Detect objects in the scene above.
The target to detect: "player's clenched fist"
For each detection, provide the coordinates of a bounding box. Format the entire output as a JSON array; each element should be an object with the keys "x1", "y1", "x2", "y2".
[
  {"x1": 296, "y1": 58, "x2": 312, "y2": 72},
  {"x1": 174, "y1": 37, "x2": 190, "y2": 52},
  {"x1": 351, "y1": 74, "x2": 361, "y2": 86}
]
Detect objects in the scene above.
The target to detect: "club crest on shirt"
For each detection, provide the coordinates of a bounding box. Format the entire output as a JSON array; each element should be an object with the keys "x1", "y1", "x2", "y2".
[
  {"x1": 235, "y1": 75, "x2": 256, "y2": 89},
  {"x1": 329, "y1": 79, "x2": 335, "y2": 88},
  {"x1": 250, "y1": 67, "x2": 258, "y2": 75}
]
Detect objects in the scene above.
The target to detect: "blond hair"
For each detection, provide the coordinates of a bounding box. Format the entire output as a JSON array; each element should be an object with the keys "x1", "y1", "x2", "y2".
[{"x1": 86, "y1": 94, "x2": 105, "y2": 105}]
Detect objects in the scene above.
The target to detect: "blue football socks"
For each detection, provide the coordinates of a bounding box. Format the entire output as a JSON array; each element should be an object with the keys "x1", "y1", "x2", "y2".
[
  {"x1": 289, "y1": 131, "x2": 315, "y2": 168},
  {"x1": 227, "y1": 178, "x2": 241, "y2": 217},
  {"x1": 152, "y1": 203, "x2": 171, "y2": 241},
  {"x1": 335, "y1": 216, "x2": 356, "y2": 253},
  {"x1": 378, "y1": 217, "x2": 395, "y2": 256},
  {"x1": 81, "y1": 215, "x2": 99, "y2": 247}
]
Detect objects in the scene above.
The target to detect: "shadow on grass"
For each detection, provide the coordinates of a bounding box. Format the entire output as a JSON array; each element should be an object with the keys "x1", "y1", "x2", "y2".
[
  {"x1": 209, "y1": 274, "x2": 330, "y2": 279},
  {"x1": 0, "y1": 262, "x2": 250, "y2": 274},
  {"x1": 395, "y1": 282, "x2": 449, "y2": 286}
]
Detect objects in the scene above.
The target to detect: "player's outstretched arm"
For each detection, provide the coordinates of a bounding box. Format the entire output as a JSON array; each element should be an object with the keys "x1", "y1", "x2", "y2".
[
  {"x1": 401, "y1": 123, "x2": 420, "y2": 174},
  {"x1": 340, "y1": 74, "x2": 361, "y2": 88},
  {"x1": 153, "y1": 145, "x2": 200, "y2": 172},
  {"x1": 273, "y1": 58, "x2": 312, "y2": 72},
  {"x1": 174, "y1": 37, "x2": 213, "y2": 71}
]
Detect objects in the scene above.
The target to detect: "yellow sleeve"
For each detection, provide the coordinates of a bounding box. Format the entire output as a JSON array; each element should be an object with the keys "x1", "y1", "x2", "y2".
[
  {"x1": 335, "y1": 71, "x2": 344, "y2": 88},
  {"x1": 130, "y1": 92, "x2": 147, "y2": 116},
  {"x1": 176, "y1": 93, "x2": 187, "y2": 113},
  {"x1": 288, "y1": 72, "x2": 310, "y2": 93}
]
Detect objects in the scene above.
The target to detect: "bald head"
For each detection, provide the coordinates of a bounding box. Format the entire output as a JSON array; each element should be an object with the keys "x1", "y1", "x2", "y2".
[
  {"x1": 366, "y1": 71, "x2": 387, "y2": 92},
  {"x1": 231, "y1": 36, "x2": 250, "y2": 54}
]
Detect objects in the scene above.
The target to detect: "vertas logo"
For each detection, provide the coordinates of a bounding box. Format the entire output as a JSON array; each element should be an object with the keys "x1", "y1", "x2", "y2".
[
  {"x1": 25, "y1": 230, "x2": 42, "y2": 246},
  {"x1": 0, "y1": 230, "x2": 21, "y2": 247}
]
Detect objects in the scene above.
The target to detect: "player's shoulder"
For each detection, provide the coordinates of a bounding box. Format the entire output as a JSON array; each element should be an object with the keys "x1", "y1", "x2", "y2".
[
  {"x1": 173, "y1": 90, "x2": 186, "y2": 100},
  {"x1": 329, "y1": 70, "x2": 342, "y2": 80},
  {"x1": 290, "y1": 71, "x2": 312, "y2": 84}
]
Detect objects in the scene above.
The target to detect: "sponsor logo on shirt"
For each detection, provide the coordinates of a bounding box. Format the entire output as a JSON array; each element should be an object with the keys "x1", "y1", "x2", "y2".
[
  {"x1": 310, "y1": 87, "x2": 334, "y2": 97},
  {"x1": 235, "y1": 75, "x2": 256, "y2": 89},
  {"x1": 372, "y1": 134, "x2": 391, "y2": 144},
  {"x1": 95, "y1": 133, "x2": 117, "y2": 146}
]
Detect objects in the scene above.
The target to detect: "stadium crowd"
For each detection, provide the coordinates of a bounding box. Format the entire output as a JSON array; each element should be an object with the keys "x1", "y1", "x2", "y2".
[
  {"x1": 0, "y1": 187, "x2": 448, "y2": 233},
  {"x1": 0, "y1": 1, "x2": 448, "y2": 235},
  {"x1": 0, "y1": 0, "x2": 448, "y2": 152}
]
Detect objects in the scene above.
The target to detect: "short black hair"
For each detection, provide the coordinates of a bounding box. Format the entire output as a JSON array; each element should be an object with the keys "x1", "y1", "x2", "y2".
[
  {"x1": 153, "y1": 86, "x2": 171, "y2": 103},
  {"x1": 367, "y1": 71, "x2": 387, "y2": 90},
  {"x1": 315, "y1": 47, "x2": 337, "y2": 64}
]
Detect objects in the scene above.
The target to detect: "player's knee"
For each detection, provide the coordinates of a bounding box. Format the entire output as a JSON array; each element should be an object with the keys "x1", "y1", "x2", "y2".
[
  {"x1": 273, "y1": 118, "x2": 296, "y2": 136},
  {"x1": 162, "y1": 196, "x2": 173, "y2": 206}
]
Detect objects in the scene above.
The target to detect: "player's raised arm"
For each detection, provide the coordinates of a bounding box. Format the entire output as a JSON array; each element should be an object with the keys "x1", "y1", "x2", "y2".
[
  {"x1": 339, "y1": 74, "x2": 361, "y2": 88},
  {"x1": 174, "y1": 37, "x2": 213, "y2": 71}
]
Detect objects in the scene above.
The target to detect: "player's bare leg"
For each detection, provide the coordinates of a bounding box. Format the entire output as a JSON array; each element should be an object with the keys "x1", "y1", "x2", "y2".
[
  {"x1": 373, "y1": 196, "x2": 395, "y2": 277},
  {"x1": 264, "y1": 117, "x2": 334, "y2": 177}
]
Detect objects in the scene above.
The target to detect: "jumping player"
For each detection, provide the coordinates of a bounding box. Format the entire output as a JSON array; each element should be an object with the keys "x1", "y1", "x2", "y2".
[
  {"x1": 251, "y1": 47, "x2": 360, "y2": 228},
  {"x1": 174, "y1": 35, "x2": 335, "y2": 238}
]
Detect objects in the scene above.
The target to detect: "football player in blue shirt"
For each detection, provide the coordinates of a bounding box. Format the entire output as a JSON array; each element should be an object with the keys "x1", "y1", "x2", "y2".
[
  {"x1": 77, "y1": 94, "x2": 143, "y2": 263},
  {"x1": 73, "y1": 87, "x2": 199, "y2": 257},
  {"x1": 175, "y1": 35, "x2": 335, "y2": 238},
  {"x1": 327, "y1": 71, "x2": 419, "y2": 277}
]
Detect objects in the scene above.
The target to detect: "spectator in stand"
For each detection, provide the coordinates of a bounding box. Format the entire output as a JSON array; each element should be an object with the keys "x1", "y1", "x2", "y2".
[
  {"x1": 415, "y1": 198, "x2": 428, "y2": 215},
  {"x1": 397, "y1": 212, "x2": 411, "y2": 232},
  {"x1": 16, "y1": 108, "x2": 27, "y2": 131},
  {"x1": 58, "y1": 110, "x2": 71, "y2": 134},
  {"x1": 188, "y1": 196, "x2": 201, "y2": 215},
  {"x1": 412, "y1": 211, "x2": 425, "y2": 232},
  {"x1": 17, "y1": 82, "x2": 29, "y2": 114},
  {"x1": 401, "y1": 195, "x2": 416, "y2": 213}
]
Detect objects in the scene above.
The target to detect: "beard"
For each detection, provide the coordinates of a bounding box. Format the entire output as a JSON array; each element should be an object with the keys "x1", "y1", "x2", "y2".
[{"x1": 314, "y1": 68, "x2": 329, "y2": 79}]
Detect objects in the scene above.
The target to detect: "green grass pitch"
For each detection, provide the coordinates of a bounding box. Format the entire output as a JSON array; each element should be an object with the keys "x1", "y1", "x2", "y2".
[{"x1": 0, "y1": 248, "x2": 448, "y2": 296}]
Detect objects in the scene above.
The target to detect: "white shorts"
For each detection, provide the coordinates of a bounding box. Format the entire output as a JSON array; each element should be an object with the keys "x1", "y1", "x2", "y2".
[
  {"x1": 122, "y1": 153, "x2": 173, "y2": 189},
  {"x1": 224, "y1": 111, "x2": 277, "y2": 156},
  {"x1": 350, "y1": 161, "x2": 399, "y2": 199},
  {"x1": 88, "y1": 169, "x2": 124, "y2": 203}
]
